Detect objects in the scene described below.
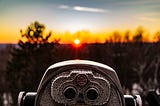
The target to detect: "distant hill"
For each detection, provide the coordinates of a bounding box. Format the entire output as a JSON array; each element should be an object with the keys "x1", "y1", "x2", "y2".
[
  {"x1": 0, "y1": 44, "x2": 17, "y2": 50},
  {"x1": 0, "y1": 44, "x2": 8, "y2": 49}
]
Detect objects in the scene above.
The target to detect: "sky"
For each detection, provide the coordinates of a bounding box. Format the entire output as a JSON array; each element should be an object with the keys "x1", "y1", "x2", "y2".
[{"x1": 0, "y1": 0, "x2": 160, "y2": 43}]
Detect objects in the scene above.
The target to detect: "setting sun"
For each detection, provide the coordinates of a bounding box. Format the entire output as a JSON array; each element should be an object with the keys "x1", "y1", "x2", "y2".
[{"x1": 74, "y1": 38, "x2": 80, "y2": 45}]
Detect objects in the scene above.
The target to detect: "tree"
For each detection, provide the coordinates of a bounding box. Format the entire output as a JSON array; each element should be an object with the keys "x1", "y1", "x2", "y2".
[
  {"x1": 130, "y1": 43, "x2": 160, "y2": 90},
  {"x1": 124, "y1": 31, "x2": 131, "y2": 42},
  {"x1": 6, "y1": 21, "x2": 58, "y2": 105},
  {"x1": 20, "y1": 21, "x2": 52, "y2": 44},
  {"x1": 0, "y1": 45, "x2": 14, "y2": 106},
  {"x1": 109, "y1": 31, "x2": 122, "y2": 43},
  {"x1": 132, "y1": 26, "x2": 144, "y2": 43},
  {"x1": 154, "y1": 31, "x2": 160, "y2": 42}
]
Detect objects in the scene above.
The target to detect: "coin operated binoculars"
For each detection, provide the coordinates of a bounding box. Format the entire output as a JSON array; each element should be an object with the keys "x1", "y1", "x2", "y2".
[{"x1": 18, "y1": 60, "x2": 140, "y2": 106}]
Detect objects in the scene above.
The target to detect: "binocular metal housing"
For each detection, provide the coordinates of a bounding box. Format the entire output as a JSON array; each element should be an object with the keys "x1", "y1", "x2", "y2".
[{"x1": 18, "y1": 60, "x2": 140, "y2": 106}]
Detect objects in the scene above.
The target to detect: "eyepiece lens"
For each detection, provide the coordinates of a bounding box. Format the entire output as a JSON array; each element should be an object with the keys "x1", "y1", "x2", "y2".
[
  {"x1": 64, "y1": 87, "x2": 76, "y2": 99},
  {"x1": 87, "y1": 88, "x2": 98, "y2": 100}
]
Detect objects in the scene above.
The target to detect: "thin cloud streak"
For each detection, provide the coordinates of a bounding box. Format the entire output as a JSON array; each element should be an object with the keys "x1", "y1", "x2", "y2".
[
  {"x1": 58, "y1": 5, "x2": 109, "y2": 13},
  {"x1": 137, "y1": 16, "x2": 159, "y2": 22},
  {"x1": 59, "y1": 5, "x2": 70, "y2": 9},
  {"x1": 73, "y1": 6, "x2": 108, "y2": 13},
  {"x1": 135, "y1": 12, "x2": 160, "y2": 22},
  {"x1": 114, "y1": 0, "x2": 160, "y2": 6},
  {"x1": 143, "y1": 12, "x2": 160, "y2": 17}
]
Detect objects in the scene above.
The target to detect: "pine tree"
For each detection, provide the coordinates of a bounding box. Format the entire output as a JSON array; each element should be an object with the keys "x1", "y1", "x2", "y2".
[{"x1": 6, "y1": 21, "x2": 58, "y2": 105}]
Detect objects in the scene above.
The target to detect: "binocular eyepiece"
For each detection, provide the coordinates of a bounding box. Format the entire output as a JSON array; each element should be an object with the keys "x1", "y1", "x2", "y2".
[
  {"x1": 86, "y1": 88, "x2": 99, "y2": 100},
  {"x1": 63, "y1": 86, "x2": 99, "y2": 102},
  {"x1": 18, "y1": 60, "x2": 140, "y2": 106},
  {"x1": 63, "y1": 86, "x2": 77, "y2": 100}
]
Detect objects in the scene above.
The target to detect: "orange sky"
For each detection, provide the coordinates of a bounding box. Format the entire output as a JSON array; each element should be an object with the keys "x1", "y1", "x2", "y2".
[
  {"x1": 46, "y1": 29, "x2": 159, "y2": 43},
  {"x1": 0, "y1": 26, "x2": 159, "y2": 44},
  {"x1": 52, "y1": 31, "x2": 109, "y2": 44}
]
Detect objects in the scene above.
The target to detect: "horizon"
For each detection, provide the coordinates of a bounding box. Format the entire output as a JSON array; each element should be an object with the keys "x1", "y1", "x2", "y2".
[
  {"x1": 0, "y1": 27, "x2": 159, "y2": 44},
  {"x1": 0, "y1": 0, "x2": 160, "y2": 43}
]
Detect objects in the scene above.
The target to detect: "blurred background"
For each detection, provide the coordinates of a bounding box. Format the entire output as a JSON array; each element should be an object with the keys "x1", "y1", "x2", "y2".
[{"x1": 0, "y1": 0, "x2": 160, "y2": 106}]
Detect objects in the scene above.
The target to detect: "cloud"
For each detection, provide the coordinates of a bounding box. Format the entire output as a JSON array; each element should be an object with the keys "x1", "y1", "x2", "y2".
[
  {"x1": 135, "y1": 12, "x2": 160, "y2": 22},
  {"x1": 114, "y1": 0, "x2": 160, "y2": 6},
  {"x1": 58, "y1": 5, "x2": 109, "y2": 13},
  {"x1": 59, "y1": 5, "x2": 70, "y2": 9},
  {"x1": 137, "y1": 16, "x2": 159, "y2": 22},
  {"x1": 143, "y1": 12, "x2": 160, "y2": 17},
  {"x1": 73, "y1": 6, "x2": 108, "y2": 13}
]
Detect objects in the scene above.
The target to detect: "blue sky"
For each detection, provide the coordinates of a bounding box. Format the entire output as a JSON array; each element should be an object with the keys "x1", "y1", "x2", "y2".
[{"x1": 0, "y1": 0, "x2": 160, "y2": 43}]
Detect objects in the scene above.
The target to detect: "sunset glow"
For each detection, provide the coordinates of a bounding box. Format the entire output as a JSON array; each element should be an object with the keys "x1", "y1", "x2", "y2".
[{"x1": 0, "y1": 0, "x2": 160, "y2": 43}]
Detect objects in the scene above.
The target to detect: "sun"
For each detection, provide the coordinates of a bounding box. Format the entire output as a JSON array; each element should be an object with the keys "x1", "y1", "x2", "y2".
[
  {"x1": 73, "y1": 38, "x2": 81, "y2": 47},
  {"x1": 74, "y1": 39, "x2": 80, "y2": 45}
]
